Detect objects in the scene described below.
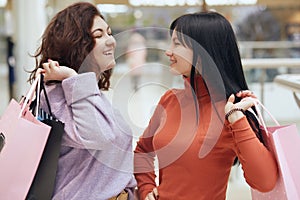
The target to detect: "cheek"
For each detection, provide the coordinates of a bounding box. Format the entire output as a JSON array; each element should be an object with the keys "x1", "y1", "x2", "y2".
[
  {"x1": 183, "y1": 49, "x2": 193, "y2": 65},
  {"x1": 174, "y1": 48, "x2": 193, "y2": 65},
  {"x1": 181, "y1": 65, "x2": 192, "y2": 75},
  {"x1": 175, "y1": 54, "x2": 192, "y2": 69},
  {"x1": 92, "y1": 47, "x2": 103, "y2": 64},
  {"x1": 93, "y1": 43, "x2": 103, "y2": 55}
]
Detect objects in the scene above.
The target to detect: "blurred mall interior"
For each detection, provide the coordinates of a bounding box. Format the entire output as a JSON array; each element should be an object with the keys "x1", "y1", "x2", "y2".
[{"x1": 0, "y1": 0, "x2": 299, "y2": 199}]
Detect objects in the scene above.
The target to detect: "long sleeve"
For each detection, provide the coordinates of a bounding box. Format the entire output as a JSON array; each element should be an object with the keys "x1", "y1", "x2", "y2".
[
  {"x1": 134, "y1": 92, "x2": 170, "y2": 200},
  {"x1": 134, "y1": 130, "x2": 156, "y2": 200},
  {"x1": 228, "y1": 116, "x2": 278, "y2": 192},
  {"x1": 58, "y1": 72, "x2": 117, "y2": 149},
  {"x1": 134, "y1": 76, "x2": 278, "y2": 199},
  {"x1": 42, "y1": 72, "x2": 137, "y2": 200}
]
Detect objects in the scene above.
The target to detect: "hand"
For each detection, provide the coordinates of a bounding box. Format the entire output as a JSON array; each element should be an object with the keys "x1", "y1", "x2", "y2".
[
  {"x1": 225, "y1": 91, "x2": 257, "y2": 123},
  {"x1": 34, "y1": 68, "x2": 46, "y2": 79},
  {"x1": 145, "y1": 188, "x2": 158, "y2": 200},
  {"x1": 42, "y1": 59, "x2": 77, "y2": 81},
  {"x1": 236, "y1": 90, "x2": 257, "y2": 99}
]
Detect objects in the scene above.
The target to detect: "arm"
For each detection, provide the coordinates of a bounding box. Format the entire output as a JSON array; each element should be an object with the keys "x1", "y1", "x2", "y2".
[
  {"x1": 134, "y1": 92, "x2": 170, "y2": 200},
  {"x1": 134, "y1": 131, "x2": 157, "y2": 200},
  {"x1": 225, "y1": 92, "x2": 278, "y2": 192},
  {"x1": 61, "y1": 72, "x2": 117, "y2": 149},
  {"x1": 228, "y1": 117, "x2": 278, "y2": 192},
  {"x1": 42, "y1": 60, "x2": 117, "y2": 149}
]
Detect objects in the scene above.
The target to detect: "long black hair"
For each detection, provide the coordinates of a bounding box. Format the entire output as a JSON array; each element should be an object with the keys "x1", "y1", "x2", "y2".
[{"x1": 169, "y1": 12, "x2": 265, "y2": 160}]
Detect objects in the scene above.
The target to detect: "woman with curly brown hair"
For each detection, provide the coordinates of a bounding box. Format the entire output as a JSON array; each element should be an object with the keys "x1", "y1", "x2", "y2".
[{"x1": 29, "y1": 2, "x2": 136, "y2": 199}]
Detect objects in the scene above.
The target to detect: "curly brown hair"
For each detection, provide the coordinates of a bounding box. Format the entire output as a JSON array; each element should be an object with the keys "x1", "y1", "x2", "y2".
[{"x1": 28, "y1": 2, "x2": 112, "y2": 90}]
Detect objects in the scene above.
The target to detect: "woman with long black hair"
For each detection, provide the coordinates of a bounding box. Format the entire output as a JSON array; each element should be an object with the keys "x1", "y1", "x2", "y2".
[{"x1": 134, "y1": 12, "x2": 278, "y2": 200}]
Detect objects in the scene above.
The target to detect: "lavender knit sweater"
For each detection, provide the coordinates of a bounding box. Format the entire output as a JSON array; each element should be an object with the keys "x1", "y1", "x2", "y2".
[{"x1": 40, "y1": 72, "x2": 136, "y2": 200}]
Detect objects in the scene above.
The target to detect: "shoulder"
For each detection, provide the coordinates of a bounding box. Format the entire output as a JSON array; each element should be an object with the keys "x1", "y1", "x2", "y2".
[{"x1": 158, "y1": 88, "x2": 185, "y2": 106}]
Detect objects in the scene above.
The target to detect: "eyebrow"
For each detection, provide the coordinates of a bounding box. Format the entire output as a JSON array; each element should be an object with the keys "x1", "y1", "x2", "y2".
[
  {"x1": 172, "y1": 37, "x2": 179, "y2": 42},
  {"x1": 92, "y1": 26, "x2": 111, "y2": 34}
]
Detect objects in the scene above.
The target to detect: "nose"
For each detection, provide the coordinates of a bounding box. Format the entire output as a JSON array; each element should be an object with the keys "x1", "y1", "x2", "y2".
[
  {"x1": 106, "y1": 35, "x2": 116, "y2": 48},
  {"x1": 165, "y1": 49, "x2": 173, "y2": 57}
]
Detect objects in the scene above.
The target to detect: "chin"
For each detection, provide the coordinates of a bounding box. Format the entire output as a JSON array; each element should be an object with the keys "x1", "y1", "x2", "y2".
[
  {"x1": 169, "y1": 68, "x2": 181, "y2": 76},
  {"x1": 102, "y1": 61, "x2": 116, "y2": 72}
]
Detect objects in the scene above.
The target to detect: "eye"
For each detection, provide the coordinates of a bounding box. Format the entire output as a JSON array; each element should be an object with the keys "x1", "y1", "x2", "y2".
[
  {"x1": 174, "y1": 40, "x2": 181, "y2": 46},
  {"x1": 93, "y1": 31, "x2": 103, "y2": 39},
  {"x1": 94, "y1": 34, "x2": 102, "y2": 39}
]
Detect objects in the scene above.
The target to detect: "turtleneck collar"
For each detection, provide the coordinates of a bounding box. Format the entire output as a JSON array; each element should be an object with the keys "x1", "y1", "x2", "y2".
[{"x1": 183, "y1": 75, "x2": 209, "y2": 99}]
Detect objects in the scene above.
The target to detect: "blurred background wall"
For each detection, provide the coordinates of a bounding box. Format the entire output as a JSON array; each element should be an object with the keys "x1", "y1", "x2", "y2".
[
  {"x1": 1, "y1": 0, "x2": 299, "y2": 119},
  {"x1": 0, "y1": 0, "x2": 299, "y2": 127}
]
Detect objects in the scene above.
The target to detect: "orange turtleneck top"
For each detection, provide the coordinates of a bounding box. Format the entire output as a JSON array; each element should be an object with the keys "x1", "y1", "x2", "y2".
[{"x1": 134, "y1": 77, "x2": 278, "y2": 200}]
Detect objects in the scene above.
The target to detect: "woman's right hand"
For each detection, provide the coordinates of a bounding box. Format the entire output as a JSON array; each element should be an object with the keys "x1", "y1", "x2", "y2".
[
  {"x1": 145, "y1": 188, "x2": 159, "y2": 200},
  {"x1": 42, "y1": 59, "x2": 77, "y2": 81}
]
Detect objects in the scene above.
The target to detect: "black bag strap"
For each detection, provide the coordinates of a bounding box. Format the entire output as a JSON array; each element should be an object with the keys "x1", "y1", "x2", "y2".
[
  {"x1": 30, "y1": 74, "x2": 54, "y2": 118},
  {"x1": 26, "y1": 74, "x2": 64, "y2": 200},
  {"x1": 40, "y1": 74, "x2": 53, "y2": 116}
]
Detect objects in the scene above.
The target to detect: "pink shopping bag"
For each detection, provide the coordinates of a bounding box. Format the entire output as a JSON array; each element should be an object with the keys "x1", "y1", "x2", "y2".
[
  {"x1": 0, "y1": 77, "x2": 51, "y2": 200},
  {"x1": 251, "y1": 102, "x2": 300, "y2": 200}
]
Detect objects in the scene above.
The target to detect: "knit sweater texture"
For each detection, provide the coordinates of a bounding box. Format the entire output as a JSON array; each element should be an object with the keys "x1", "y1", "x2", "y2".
[
  {"x1": 134, "y1": 76, "x2": 277, "y2": 200},
  {"x1": 41, "y1": 72, "x2": 136, "y2": 200}
]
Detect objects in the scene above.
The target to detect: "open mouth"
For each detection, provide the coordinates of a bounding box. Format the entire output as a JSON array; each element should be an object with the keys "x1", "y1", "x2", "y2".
[{"x1": 104, "y1": 52, "x2": 113, "y2": 56}]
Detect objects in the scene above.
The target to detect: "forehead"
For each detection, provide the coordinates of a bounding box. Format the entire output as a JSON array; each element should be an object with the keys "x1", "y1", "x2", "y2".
[
  {"x1": 171, "y1": 28, "x2": 183, "y2": 38},
  {"x1": 171, "y1": 31, "x2": 176, "y2": 37},
  {"x1": 91, "y1": 16, "x2": 109, "y2": 31}
]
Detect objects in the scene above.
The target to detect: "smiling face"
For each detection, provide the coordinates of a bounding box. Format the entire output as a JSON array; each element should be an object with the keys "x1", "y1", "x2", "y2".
[
  {"x1": 165, "y1": 30, "x2": 193, "y2": 77},
  {"x1": 91, "y1": 16, "x2": 116, "y2": 73}
]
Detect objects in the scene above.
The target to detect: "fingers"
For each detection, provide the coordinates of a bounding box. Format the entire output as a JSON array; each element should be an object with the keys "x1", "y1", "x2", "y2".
[
  {"x1": 236, "y1": 97, "x2": 258, "y2": 111},
  {"x1": 225, "y1": 91, "x2": 259, "y2": 118},
  {"x1": 34, "y1": 68, "x2": 45, "y2": 79},
  {"x1": 42, "y1": 62, "x2": 51, "y2": 81},
  {"x1": 41, "y1": 59, "x2": 77, "y2": 81},
  {"x1": 145, "y1": 188, "x2": 159, "y2": 200},
  {"x1": 236, "y1": 90, "x2": 257, "y2": 98},
  {"x1": 225, "y1": 94, "x2": 235, "y2": 113},
  {"x1": 36, "y1": 68, "x2": 45, "y2": 74},
  {"x1": 227, "y1": 94, "x2": 235, "y2": 103},
  {"x1": 42, "y1": 62, "x2": 50, "y2": 72},
  {"x1": 41, "y1": 59, "x2": 61, "y2": 81},
  {"x1": 48, "y1": 59, "x2": 59, "y2": 68},
  {"x1": 145, "y1": 193, "x2": 156, "y2": 200},
  {"x1": 152, "y1": 188, "x2": 159, "y2": 199}
]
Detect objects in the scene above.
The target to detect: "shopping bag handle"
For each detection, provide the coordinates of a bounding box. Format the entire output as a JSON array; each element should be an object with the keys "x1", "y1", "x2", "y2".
[
  {"x1": 27, "y1": 73, "x2": 54, "y2": 119},
  {"x1": 20, "y1": 75, "x2": 40, "y2": 117},
  {"x1": 251, "y1": 98, "x2": 280, "y2": 136},
  {"x1": 35, "y1": 74, "x2": 42, "y2": 119},
  {"x1": 37, "y1": 74, "x2": 53, "y2": 116}
]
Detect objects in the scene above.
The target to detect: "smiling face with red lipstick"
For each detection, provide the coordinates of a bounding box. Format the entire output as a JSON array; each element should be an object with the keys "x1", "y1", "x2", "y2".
[{"x1": 165, "y1": 30, "x2": 193, "y2": 78}]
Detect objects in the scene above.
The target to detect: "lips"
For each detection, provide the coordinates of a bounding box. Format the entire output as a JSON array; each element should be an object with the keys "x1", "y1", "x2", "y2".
[
  {"x1": 103, "y1": 49, "x2": 114, "y2": 55},
  {"x1": 169, "y1": 59, "x2": 176, "y2": 65}
]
